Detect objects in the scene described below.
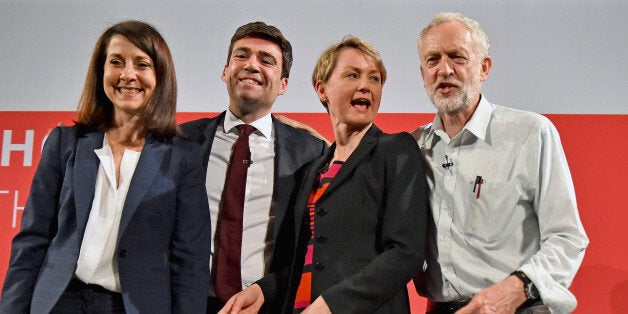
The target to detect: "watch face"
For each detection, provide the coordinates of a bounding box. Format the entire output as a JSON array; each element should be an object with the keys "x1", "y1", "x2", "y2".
[{"x1": 526, "y1": 282, "x2": 540, "y2": 300}]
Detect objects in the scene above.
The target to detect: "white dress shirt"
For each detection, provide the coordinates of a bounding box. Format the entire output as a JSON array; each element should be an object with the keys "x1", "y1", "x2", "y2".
[
  {"x1": 75, "y1": 136, "x2": 141, "y2": 292},
  {"x1": 416, "y1": 96, "x2": 589, "y2": 313},
  {"x1": 206, "y1": 110, "x2": 275, "y2": 294}
]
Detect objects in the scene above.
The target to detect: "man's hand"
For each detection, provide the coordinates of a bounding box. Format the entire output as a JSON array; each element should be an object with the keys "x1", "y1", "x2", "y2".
[
  {"x1": 302, "y1": 296, "x2": 331, "y2": 314},
  {"x1": 217, "y1": 284, "x2": 265, "y2": 314},
  {"x1": 455, "y1": 275, "x2": 527, "y2": 314},
  {"x1": 409, "y1": 127, "x2": 421, "y2": 141},
  {"x1": 275, "y1": 115, "x2": 332, "y2": 147}
]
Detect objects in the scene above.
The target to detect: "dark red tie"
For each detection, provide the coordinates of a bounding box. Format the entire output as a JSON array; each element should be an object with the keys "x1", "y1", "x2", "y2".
[{"x1": 215, "y1": 124, "x2": 255, "y2": 302}]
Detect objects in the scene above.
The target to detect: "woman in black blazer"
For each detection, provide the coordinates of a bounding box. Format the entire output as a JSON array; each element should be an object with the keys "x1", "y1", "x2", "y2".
[
  {"x1": 0, "y1": 21, "x2": 211, "y2": 313},
  {"x1": 221, "y1": 36, "x2": 429, "y2": 314}
]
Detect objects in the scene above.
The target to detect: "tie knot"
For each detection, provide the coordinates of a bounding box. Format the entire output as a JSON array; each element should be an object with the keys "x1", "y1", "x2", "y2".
[{"x1": 238, "y1": 124, "x2": 255, "y2": 136}]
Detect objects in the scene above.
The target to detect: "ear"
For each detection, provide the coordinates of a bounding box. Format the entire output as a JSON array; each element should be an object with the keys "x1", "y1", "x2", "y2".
[
  {"x1": 221, "y1": 64, "x2": 228, "y2": 83},
  {"x1": 278, "y1": 77, "x2": 289, "y2": 95},
  {"x1": 419, "y1": 65, "x2": 426, "y2": 88},
  {"x1": 315, "y1": 80, "x2": 327, "y2": 103},
  {"x1": 480, "y1": 55, "x2": 492, "y2": 82}
]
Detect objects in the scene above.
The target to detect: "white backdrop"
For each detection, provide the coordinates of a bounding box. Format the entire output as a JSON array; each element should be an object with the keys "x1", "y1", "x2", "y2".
[{"x1": 1, "y1": 0, "x2": 626, "y2": 114}]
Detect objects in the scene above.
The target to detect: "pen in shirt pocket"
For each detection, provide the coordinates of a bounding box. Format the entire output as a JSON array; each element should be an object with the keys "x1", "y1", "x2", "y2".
[{"x1": 473, "y1": 175, "x2": 484, "y2": 199}]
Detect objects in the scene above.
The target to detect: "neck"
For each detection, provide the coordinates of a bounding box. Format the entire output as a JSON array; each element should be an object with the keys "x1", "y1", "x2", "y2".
[
  {"x1": 439, "y1": 99, "x2": 479, "y2": 138},
  {"x1": 107, "y1": 119, "x2": 145, "y2": 150},
  {"x1": 332, "y1": 123, "x2": 370, "y2": 162},
  {"x1": 229, "y1": 102, "x2": 272, "y2": 124}
]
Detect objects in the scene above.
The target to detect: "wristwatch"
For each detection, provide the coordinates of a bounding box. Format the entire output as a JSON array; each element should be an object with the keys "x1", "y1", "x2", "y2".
[{"x1": 511, "y1": 271, "x2": 540, "y2": 301}]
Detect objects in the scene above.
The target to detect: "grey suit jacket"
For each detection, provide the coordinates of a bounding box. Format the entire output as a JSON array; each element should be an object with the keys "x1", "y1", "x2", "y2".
[{"x1": 0, "y1": 126, "x2": 212, "y2": 314}]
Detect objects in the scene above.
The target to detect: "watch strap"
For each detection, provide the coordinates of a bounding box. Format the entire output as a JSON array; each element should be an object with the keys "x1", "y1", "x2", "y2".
[{"x1": 510, "y1": 271, "x2": 539, "y2": 301}]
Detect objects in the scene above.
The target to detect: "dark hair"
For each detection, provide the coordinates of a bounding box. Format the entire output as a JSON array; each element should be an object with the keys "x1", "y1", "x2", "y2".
[
  {"x1": 75, "y1": 20, "x2": 179, "y2": 138},
  {"x1": 227, "y1": 21, "x2": 293, "y2": 78}
]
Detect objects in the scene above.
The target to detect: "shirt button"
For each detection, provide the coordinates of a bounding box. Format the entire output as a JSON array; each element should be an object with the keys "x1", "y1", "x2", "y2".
[
  {"x1": 316, "y1": 208, "x2": 327, "y2": 216},
  {"x1": 314, "y1": 262, "x2": 325, "y2": 271},
  {"x1": 316, "y1": 235, "x2": 327, "y2": 243},
  {"x1": 119, "y1": 249, "x2": 127, "y2": 257}
]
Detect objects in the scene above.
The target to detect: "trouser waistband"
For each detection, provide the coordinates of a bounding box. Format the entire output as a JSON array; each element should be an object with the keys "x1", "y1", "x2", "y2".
[{"x1": 66, "y1": 279, "x2": 120, "y2": 295}]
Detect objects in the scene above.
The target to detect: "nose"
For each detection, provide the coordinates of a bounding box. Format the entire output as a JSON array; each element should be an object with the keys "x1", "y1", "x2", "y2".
[
  {"x1": 243, "y1": 56, "x2": 260, "y2": 73},
  {"x1": 437, "y1": 58, "x2": 454, "y2": 77},
  {"x1": 119, "y1": 64, "x2": 136, "y2": 81},
  {"x1": 358, "y1": 76, "x2": 372, "y2": 94}
]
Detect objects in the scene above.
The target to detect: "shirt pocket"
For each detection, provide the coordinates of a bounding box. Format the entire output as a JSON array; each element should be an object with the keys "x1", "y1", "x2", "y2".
[{"x1": 461, "y1": 180, "x2": 520, "y2": 244}]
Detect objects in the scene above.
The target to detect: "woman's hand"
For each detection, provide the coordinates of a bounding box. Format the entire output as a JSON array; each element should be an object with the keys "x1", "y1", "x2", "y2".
[
  {"x1": 217, "y1": 284, "x2": 265, "y2": 314},
  {"x1": 302, "y1": 296, "x2": 332, "y2": 314}
]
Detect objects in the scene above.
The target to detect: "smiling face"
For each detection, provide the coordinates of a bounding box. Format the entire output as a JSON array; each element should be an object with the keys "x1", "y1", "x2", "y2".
[
  {"x1": 419, "y1": 21, "x2": 491, "y2": 114},
  {"x1": 103, "y1": 34, "x2": 156, "y2": 120},
  {"x1": 316, "y1": 48, "x2": 382, "y2": 131},
  {"x1": 222, "y1": 37, "x2": 288, "y2": 122}
]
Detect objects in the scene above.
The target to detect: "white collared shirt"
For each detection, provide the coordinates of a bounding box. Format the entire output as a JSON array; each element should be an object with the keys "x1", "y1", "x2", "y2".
[
  {"x1": 416, "y1": 96, "x2": 589, "y2": 313},
  {"x1": 206, "y1": 110, "x2": 275, "y2": 294},
  {"x1": 75, "y1": 136, "x2": 141, "y2": 292}
]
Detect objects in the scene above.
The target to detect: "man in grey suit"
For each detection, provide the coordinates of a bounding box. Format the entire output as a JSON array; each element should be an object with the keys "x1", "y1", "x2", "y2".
[{"x1": 179, "y1": 21, "x2": 327, "y2": 313}]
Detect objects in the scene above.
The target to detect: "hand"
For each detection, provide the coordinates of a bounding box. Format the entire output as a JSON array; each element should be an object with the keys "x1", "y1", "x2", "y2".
[
  {"x1": 217, "y1": 284, "x2": 265, "y2": 314},
  {"x1": 46, "y1": 122, "x2": 66, "y2": 137},
  {"x1": 455, "y1": 276, "x2": 527, "y2": 314},
  {"x1": 275, "y1": 115, "x2": 332, "y2": 147},
  {"x1": 409, "y1": 127, "x2": 421, "y2": 141},
  {"x1": 302, "y1": 296, "x2": 331, "y2": 314}
]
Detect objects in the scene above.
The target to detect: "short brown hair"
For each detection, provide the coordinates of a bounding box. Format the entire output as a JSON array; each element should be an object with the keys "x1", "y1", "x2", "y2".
[
  {"x1": 75, "y1": 20, "x2": 179, "y2": 138},
  {"x1": 311, "y1": 36, "x2": 386, "y2": 105},
  {"x1": 227, "y1": 21, "x2": 293, "y2": 79}
]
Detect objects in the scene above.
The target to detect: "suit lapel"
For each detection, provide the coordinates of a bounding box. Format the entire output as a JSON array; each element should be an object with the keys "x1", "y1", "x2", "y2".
[
  {"x1": 273, "y1": 117, "x2": 300, "y2": 179},
  {"x1": 272, "y1": 117, "x2": 300, "y2": 240},
  {"x1": 117, "y1": 135, "x2": 169, "y2": 240},
  {"x1": 318, "y1": 125, "x2": 381, "y2": 202},
  {"x1": 199, "y1": 112, "x2": 224, "y2": 168},
  {"x1": 74, "y1": 131, "x2": 104, "y2": 235}
]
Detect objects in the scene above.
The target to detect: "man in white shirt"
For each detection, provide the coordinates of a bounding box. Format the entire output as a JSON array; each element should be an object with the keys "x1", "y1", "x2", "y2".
[
  {"x1": 411, "y1": 12, "x2": 589, "y2": 314},
  {"x1": 179, "y1": 22, "x2": 327, "y2": 313}
]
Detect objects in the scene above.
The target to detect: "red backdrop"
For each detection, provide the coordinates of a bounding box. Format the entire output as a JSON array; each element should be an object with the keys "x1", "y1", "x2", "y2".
[{"x1": 1, "y1": 111, "x2": 626, "y2": 313}]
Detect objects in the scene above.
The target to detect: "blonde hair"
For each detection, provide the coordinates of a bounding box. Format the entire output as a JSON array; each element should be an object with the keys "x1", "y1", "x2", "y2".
[{"x1": 311, "y1": 36, "x2": 386, "y2": 105}]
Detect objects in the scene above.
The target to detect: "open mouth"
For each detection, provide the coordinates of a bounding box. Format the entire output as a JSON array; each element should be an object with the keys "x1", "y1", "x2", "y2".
[
  {"x1": 117, "y1": 87, "x2": 142, "y2": 94},
  {"x1": 437, "y1": 82, "x2": 458, "y2": 92},
  {"x1": 351, "y1": 98, "x2": 371, "y2": 111},
  {"x1": 239, "y1": 77, "x2": 262, "y2": 85}
]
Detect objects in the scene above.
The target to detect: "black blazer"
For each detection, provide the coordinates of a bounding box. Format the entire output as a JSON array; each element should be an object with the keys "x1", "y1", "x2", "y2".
[
  {"x1": 179, "y1": 112, "x2": 327, "y2": 279},
  {"x1": 0, "y1": 126, "x2": 212, "y2": 313},
  {"x1": 259, "y1": 124, "x2": 429, "y2": 313}
]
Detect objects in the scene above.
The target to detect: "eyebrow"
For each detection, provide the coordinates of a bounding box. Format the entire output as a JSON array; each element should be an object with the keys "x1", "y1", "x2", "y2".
[
  {"x1": 343, "y1": 65, "x2": 380, "y2": 75},
  {"x1": 106, "y1": 52, "x2": 151, "y2": 60},
  {"x1": 232, "y1": 47, "x2": 251, "y2": 55},
  {"x1": 106, "y1": 55, "x2": 153, "y2": 67},
  {"x1": 233, "y1": 47, "x2": 279, "y2": 63}
]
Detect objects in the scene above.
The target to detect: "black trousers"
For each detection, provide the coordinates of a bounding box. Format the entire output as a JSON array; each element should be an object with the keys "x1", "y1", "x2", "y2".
[
  {"x1": 206, "y1": 296, "x2": 225, "y2": 314},
  {"x1": 50, "y1": 279, "x2": 125, "y2": 314}
]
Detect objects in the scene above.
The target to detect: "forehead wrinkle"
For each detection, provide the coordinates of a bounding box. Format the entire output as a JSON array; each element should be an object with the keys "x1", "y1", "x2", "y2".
[{"x1": 420, "y1": 32, "x2": 474, "y2": 60}]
